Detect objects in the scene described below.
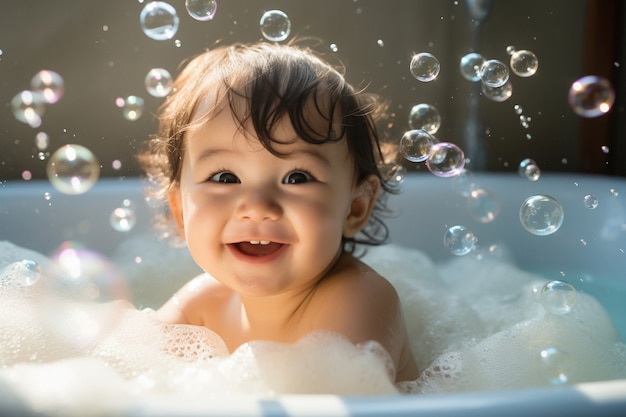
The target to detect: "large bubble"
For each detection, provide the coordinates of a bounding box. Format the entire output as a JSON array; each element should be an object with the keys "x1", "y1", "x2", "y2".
[
  {"x1": 541, "y1": 280, "x2": 577, "y2": 314},
  {"x1": 260, "y1": 10, "x2": 291, "y2": 42},
  {"x1": 459, "y1": 52, "x2": 484, "y2": 82},
  {"x1": 425, "y1": 142, "x2": 465, "y2": 178},
  {"x1": 11, "y1": 90, "x2": 45, "y2": 128},
  {"x1": 443, "y1": 225, "x2": 477, "y2": 256},
  {"x1": 519, "y1": 195, "x2": 564, "y2": 236},
  {"x1": 30, "y1": 70, "x2": 64, "y2": 104},
  {"x1": 510, "y1": 50, "x2": 538, "y2": 77},
  {"x1": 408, "y1": 103, "x2": 441, "y2": 134},
  {"x1": 568, "y1": 75, "x2": 615, "y2": 118},
  {"x1": 185, "y1": 0, "x2": 217, "y2": 21},
  {"x1": 140, "y1": 1, "x2": 180, "y2": 41},
  {"x1": 145, "y1": 68, "x2": 173, "y2": 97},
  {"x1": 479, "y1": 59, "x2": 509, "y2": 88},
  {"x1": 399, "y1": 129, "x2": 436, "y2": 163},
  {"x1": 409, "y1": 53, "x2": 440, "y2": 82},
  {"x1": 481, "y1": 81, "x2": 513, "y2": 102},
  {"x1": 47, "y1": 144, "x2": 100, "y2": 195}
]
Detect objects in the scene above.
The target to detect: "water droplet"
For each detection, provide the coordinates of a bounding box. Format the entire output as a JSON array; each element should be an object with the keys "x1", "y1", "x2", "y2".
[
  {"x1": 601, "y1": 145, "x2": 610, "y2": 154},
  {"x1": 519, "y1": 195, "x2": 564, "y2": 236},
  {"x1": 568, "y1": 75, "x2": 615, "y2": 117},
  {"x1": 47, "y1": 144, "x2": 100, "y2": 195},
  {"x1": 399, "y1": 129, "x2": 436, "y2": 162},
  {"x1": 329, "y1": 43, "x2": 338, "y2": 52},
  {"x1": 185, "y1": 0, "x2": 217, "y2": 21},
  {"x1": 410, "y1": 52, "x2": 440, "y2": 82},
  {"x1": 514, "y1": 104, "x2": 523, "y2": 115},
  {"x1": 140, "y1": 1, "x2": 180, "y2": 41},
  {"x1": 443, "y1": 225, "x2": 477, "y2": 256},
  {"x1": 539, "y1": 347, "x2": 571, "y2": 384},
  {"x1": 609, "y1": 188, "x2": 619, "y2": 197},
  {"x1": 481, "y1": 81, "x2": 513, "y2": 102},
  {"x1": 122, "y1": 95, "x2": 145, "y2": 121},
  {"x1": 11, "y1": 90, "x2": 45, "y2": 128},
  {"x1": 31, "y1": 70, "x2": 65, "y2": 104},
  {"x1": 583, "y1": 194, "x2": 598, "y2": 209},
  {"x1": 467, "y1": 188, "x2": 500, "y2": 223},
  {"x1": 377, "y1": 39, "x2": 385, "y2": 47},
  {"x1": 518, "y1": 158, "x2": 541, "y2": 181},
  {"x1": 110, "y1": 206, "x2": 137, "y2": 232},
  {"x1": 459, "y1": 52, "x2": 484, "y2": 82},
  {"x1": 426, "y1": 142, "x2": 465, "y2": 178},
  {"x1": 510, "y1": 49, "x2": 538, "y2": 77},
  {"x1": 541, "y1": 280, "x2": 577, "y2": 314},
  {"x1": 479, "y1": 59, "x2": 509, "y2": 87},
  {"x1": 145, "y1": 68, "x2": 173, "y2": 97},
  {"x1": 408, "y1": 103, "x2": 441, "y2": 134},
  {"x1": 260, "y1": 10, "x2": 291, "y2": 42}
]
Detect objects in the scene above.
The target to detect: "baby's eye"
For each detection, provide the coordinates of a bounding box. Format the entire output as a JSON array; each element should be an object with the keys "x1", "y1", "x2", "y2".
[
  {"x1": 283, "y1": 170, "x2": 314, "y2": 184},
  {"x1": 208, "y1": 171, "x2": 240, "y2": 184}
]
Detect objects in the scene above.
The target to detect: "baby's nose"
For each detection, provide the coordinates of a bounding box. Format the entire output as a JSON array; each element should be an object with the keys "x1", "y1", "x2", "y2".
[{"x1": 235, "y1": 188, "x2": 282, "y2": 221}]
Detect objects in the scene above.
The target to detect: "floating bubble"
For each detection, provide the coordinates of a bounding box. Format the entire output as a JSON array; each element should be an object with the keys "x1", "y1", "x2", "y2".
[
  {"x1": 443, "y1": 225, "x2": 477, "y2": 256},
  {"x1": 506, "y1": 45, "x2": 517, "y2": 55},
  {"x1": 519, "y1": 195, "x2": 564, "y2": 236},
  {"x1": 609, "y1": 188, "x2": 619, "y2": 197},
  {"x1": 399, "y1": 129, "x2": 436, "y2": 163},
  {"x1": 467, "y1": 189, "x2": 500, "y2": 223},
  {"x1": 47, "y1": 144, "x2": 100, "y2": 195},
  {"x1": 140, "y1": 1, "x2": 180, "y2": 41},
  {"x1": 145, "y1": 68, "x2": 173, "y2": 97},
  {"x1": 260, "y1": 10, "x2": 291, "y2": 42},
  {"x1": 479, "y1": 59, "x2": 509, "y2": 88},
  {"x1": 541, "y1": 280, "x2": 577, "y2": 314},
  {"x1": 568, "y1": 75, "x2": 615, "y2": 117},
  {"x1": 30, "y1": 70, "x2": 64, "y2": 104},
  {"x1": 408, "y1": 103, "x2": 441, "y2": 134},
  {"x1": 539, "y1": 347, "x2": 571, "y2": 384},
  {"x1": 518, "y1": 158, "x2": 541, "y2": 181},
  {"x1": 11, "y1": 90, "x2": 45, "y2": 128},
  {"x1": 452, "y1": 169, "x2": 477, "y2": 197},
  {"x1": 481, "y1": 81, "x2": 513, "y2": 102},
  {"x1": 35, "y1": 131, "x2": 50, "y2": 151},
  {"x1": 110, "y1": 206, "x2": 137, "y2": 232},
  {"x1": 425, "y1": 142, "x2": 465, "y2": 178},
  {"x1": 410, "y1": 53, "x2": 440, "y2": 82},
  {"x1": 185, "y1": 0, "x2": 217, "y2": 21},
  {"x1": 510, "y1": 50, "x2": 538, "y2": 77},
  {"x1": 459, "y1": 52, "x2": 484, "y2": 82},
  {"x1": 583, "y1": 194, "x2": 598, "y2": 209},
  {"x1": 122, "y1": 95, "x2": 145, "y2": 121},
  {"x1": 0, "y1": 259, "x2": 41, "y2": 287},
  {"x1": 386, "y1": 164, "x2": 406, "y2": 185}
]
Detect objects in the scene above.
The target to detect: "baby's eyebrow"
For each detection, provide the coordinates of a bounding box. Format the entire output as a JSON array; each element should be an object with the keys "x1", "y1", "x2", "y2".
[
  {"x1": 193, "y1": 148, "x2": 229, "y2": 164},
  {"x1": 287, "y1": 148, "x2": 332, "y2": 167}
]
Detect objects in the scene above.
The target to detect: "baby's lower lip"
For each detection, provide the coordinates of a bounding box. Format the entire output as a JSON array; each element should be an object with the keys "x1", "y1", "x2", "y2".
[{"x1": 227, "y1": 242, "x2": 288, "y2": 263}]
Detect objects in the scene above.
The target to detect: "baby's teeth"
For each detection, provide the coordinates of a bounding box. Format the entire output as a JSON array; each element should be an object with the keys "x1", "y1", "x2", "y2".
[
  {"x1": 260, "y1": 240, "x2": 270, "y2": 245},
  {"x1": 249, "y1": 240, "x2": 260, "y2": 244},
  {"x1": 249, "y1": 240, "x2": 270, "y2": 245}
]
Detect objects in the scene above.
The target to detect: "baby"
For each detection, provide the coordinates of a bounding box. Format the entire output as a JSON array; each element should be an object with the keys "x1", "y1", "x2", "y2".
[{"x1": 139, "y1": 41, "x2": 418, "y2": 383}]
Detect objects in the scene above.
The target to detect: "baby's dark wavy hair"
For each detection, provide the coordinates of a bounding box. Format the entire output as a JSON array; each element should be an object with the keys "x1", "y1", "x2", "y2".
[{"x1": 138, "y1": 39, "x2": 397, "y2": 253}]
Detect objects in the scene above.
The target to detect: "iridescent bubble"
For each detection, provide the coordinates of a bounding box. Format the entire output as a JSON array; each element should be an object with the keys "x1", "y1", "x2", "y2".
[
  {"x1": 443, "y1": 225, "x2": 477, "y2": 256},
  {"x1": 11, "y1": 90, "x2": 45, "y2": 128},
  {"x1": 109, "y1": 206, "x2": 137, "y2": 232},
  {"x1": 583, "y1": 194, "x2": 598, "y2": 209},
  {"x1": 467, "y1": 188, "x2": 500, "y2": 223},
  {"x1": 408, "y1": 103, "x2": 441, "y2": 134},
  {"x1": 35, "y1": 131, "x2": 50, "y2": 151},
  {"x1": 47, "y1": 144, "x2": 100, "y2": 195},
  {"x1": 518, "y1": 158, "x2": 541, "y2": 181},
  {"x1": 0, "y1": 259, "x2": 41, "y2": 287},
  {"x1": 459, "y1": 52, "x2": 484, "y2": 82},
  {"x1": 539, "y1": 347, "x2": 571, "y2": 385},
  {"x1": 30, "y1": 70, "x2": 64, "y2": 104},
  {"x1": 185, "y1": 0, "x2": 217, "y2": 21},
  {"x1": 122, "y1": 95, "x2": 145, "y2": 121},
  {"x1": 479, "y1": 59, "x2": 509, "y2": 87},
  {"x1": 410, "y1": 52, "x2": 440, "y2": 82},
  {"x1": 426, "y1": 142, "x2": 465, "y2": 178},
  {"x1": 519, "y1": 195, "x2": 564, "y2": 236},
  {"x1": 541, "y1": 280, "x2": 577, "y2": 314},
  {"x1": 510, "y1": 50, "x2": 538, "y2": 77},
  {"x1": 568, "y1": 75, "x2": 615, "y2": 118},
  {"x1": 399, "y1": 129, "x2": 436, "y2": 163},
  {"x1": 140, "y1": 1, "x2": 180, "y2": 41},
  {"x1": 145, "y1": 68, "x2": 173, "y2": 97},
  {"x1": 260, "y1": 10, "x2": 291, "y2": 42},
  {"x1": 481, "y1": 81, "x2": 513, "y2": 102}
]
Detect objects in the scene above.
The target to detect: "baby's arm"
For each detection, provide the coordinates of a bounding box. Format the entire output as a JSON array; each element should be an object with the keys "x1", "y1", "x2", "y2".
[{"x1": 156, "y1": 273, "x2": 221, "y2": 325}]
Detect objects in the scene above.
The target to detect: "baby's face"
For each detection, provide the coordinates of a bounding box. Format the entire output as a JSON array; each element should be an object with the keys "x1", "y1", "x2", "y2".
[{"x1": 168, "y1": 107, "x2": 364, "y2": 298}]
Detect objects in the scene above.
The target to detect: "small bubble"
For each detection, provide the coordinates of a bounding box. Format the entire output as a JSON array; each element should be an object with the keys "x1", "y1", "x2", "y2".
[
  {"x1": 459, "y1": 52, "x2": 484, "y2": 82},
  {"x1": 518, "y1": 158, "x2": 541, "y2": 181},
  {"x1": 506, "y1": 45, "x2": 517, "y2": 55},
  {"x1": 467, "y1": 189, "x2": 500, "y2": 223},
  {"x1": 121, "y1": 96, "x2": 145, "y2": 121},
  {"x1": 510, "y1": 49, "x2": 538, "y2": 77},
  {"x1": 110, "y1": 206, "x2": 137, "y2": 232},
  {"x1": 11, "y1": 90, "x2": 45, "y2": 128},
  {"x1": 479, "y1": 59, "x2": 509, "y2": 87},
  {"x1": 408, "y1": 103, "x2": 441, "y2": 134},
  {"x1": 539, "y1": 347, "x2": 571, "y2": 384},
  {"x1": 185, "y1": 0, "x2": 217, "y2": 21},
  {"x1": 601, "y1": 145, "x2": 609, "y2": 154},
  {"x1": 579, "y1": 238, "x2": 587, "y2": 246},
  {"x1": 47, "y1": 144, "x2": 100, "y2": 195},
  {"x1": 112, "y1": 160, "x2": 122, "y2": 170},
  {"x1": 519, "y1": 195, "x2": 564, "y2": 236},
  {"x1": 410, "y1": 53, "x2": 440, "y2": 82},
  {"x1": 399, "y1": 129, "x2": 436, "y2": 162},
  {"x1": 443, "y1": 225, "x2": 477, "y2": 256},
  {"x1": 541, "y1": 280, "x2": 577, "y2": 314},
  {"x1": 426, "y1": 142, "x2": 465, "y2": 178},
  {"x1": 377, "y1": 39, "x2": 385, "y2": 47},
  {"x1": 140, "y1": 1, "x2": 180, "y2": 41},
  {"x1": 481, "y1": 81, "x2": 513, "y2": 102},
  {"x1": 31, "y1": 70, "x2": 65, "y2": 104},
  {"x1": 260, "y1": 10, "x2": 291, "y2": 42},
  {"x1": 583, "y1": 194, "x2": 598, "y2": 209},
  {"x1": 145, "y1": 68, "x2": 173, "y2": 97},
  {"x1": 329, "y1": 43, "x2": 338, "y2": 52},
  {"x1": 568, "y1": 75, "x2": 615, "y2": 117},
  {"x1": 35, "y1": 132, "x2": 50, "y2": 150},
  {"x1": 610, "y1": 188, "x2": 619, "y2": 197},
  {"x1": 514, "y1": 104, "x2": 523, "y2": 115},
  {"x1": 21, "y1": 170, "x2": 32, "y2": 181}
]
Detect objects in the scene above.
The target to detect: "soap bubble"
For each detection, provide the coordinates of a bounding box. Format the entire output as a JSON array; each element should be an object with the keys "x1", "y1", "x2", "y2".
[
  {"x1": 47, "y1": 144, "x2": 100, "y2": 195},
  {"x1": 426, "y1": 142, "x2": 465, "y2": 178},
  {"x1": 11, "y1": 90, "x2": 45, "y2": 128},
  {"x1": 518, "y1": 158, "x2": 541, "y2": 181},
  {"x1": 260, "y1": 10, "x2": 291, "y2": 42},
  {"x1": 35, "y1": 131, "x2": 50, "y2": 151},
  {"x1": 467, "y1": 189, "x2": 500, "y2": 223},
  {"x1": 408, "y1": 103, "x2": 441, "y2": 134},
  {"x1": 568, "y1": 75, "x2": 615, "y2": 117},
  {"x1": 479, "y1": 59, "x2": 509, "y2": 87},
  {"x1": 481, "y1": 81, "x2": 513, "y2": 102},
  {"x1": 583, "y1": 194, "x2": 598, "y2": 209},
  {"x1": 452, "y1": 169, "x2": 477, "y2": 197},
  {"x1": 121, "y1": 95, "x2": 145, "y2": 121},
  {"x1": 459, "y1": 52, "x2": 484, "y2": 82},
  {"x1": 0, "y1": 259, "x2": 41, "y2": 287},
  {"x1": 510, "y1": 50, "x2": 538, "y2": 77},
  {"x1": 30, "y1": 70, "x2": 64, "y2": 104},
  {"x1": 399, "y1": 129, "x2": 436, "y2": 162},
  {"x1": 539, "y1": 347, "x2": 571, "y2": 384},
  {"x1": 109, "y1": 206, "x2": 137, "y2": 232},
  {"x1": 185, "y1": 0, "x2": 217, "y2": 21},
  {"x1": 140, "y1": 1, "x2": 180, "y2": 41},
  {"x1": 443, "y1": 225, "x2": 477, "y2": 256},
  {"x1": 409, "y1": 53, "x2": 440, "y2": 82},
  {"x1": 519, "y1": 195, "x2": 564, "y2": 236},
  {"x1": 541, "y1": 280, "x2": 577, "y2": 314},
  {"x1": 145, "y1": 68, "x2": 173, "y2": 97}
]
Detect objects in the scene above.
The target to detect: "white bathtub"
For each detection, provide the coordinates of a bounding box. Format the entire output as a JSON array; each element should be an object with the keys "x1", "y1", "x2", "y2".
[{"x1": 1, "y1": 173, "x2": 625, "y2": 416}]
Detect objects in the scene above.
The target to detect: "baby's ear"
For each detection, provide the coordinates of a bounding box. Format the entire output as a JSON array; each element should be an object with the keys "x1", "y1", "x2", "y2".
[
  {"x1": 167, "y1": 186, "x2": 186, "y2": 239},
  {"x1": 343, "y1": 175, "x2": 381, "y2": 238}
]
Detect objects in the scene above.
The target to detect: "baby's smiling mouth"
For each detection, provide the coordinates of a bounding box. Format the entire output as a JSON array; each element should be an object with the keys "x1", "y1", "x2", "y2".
[{"x1": 232, "y1": 241, "x2": 285, "y2": 257}]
